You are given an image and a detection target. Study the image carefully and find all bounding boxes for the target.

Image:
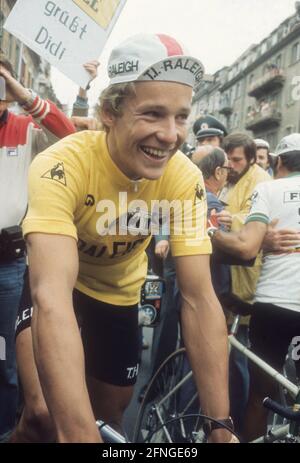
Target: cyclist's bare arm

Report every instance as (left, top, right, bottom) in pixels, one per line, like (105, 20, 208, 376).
(175, 254, 232, 443)
(26, 233, 101, 443)
(212, 221, 267, 260)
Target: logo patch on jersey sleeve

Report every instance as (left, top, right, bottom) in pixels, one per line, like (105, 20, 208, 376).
(194, 183, 205, 205)
(85, 194, 95, 206)
(41, 162, 67, 186)
(6, 147, 18, 157)
(251, 191, 259, 204)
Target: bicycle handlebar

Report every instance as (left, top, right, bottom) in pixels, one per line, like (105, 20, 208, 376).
(263, 397, 300, 423)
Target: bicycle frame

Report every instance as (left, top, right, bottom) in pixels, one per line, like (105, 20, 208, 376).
(228, 332, 300, 442)
(134, 321, 300, 443)
(228, 335, 299, 399)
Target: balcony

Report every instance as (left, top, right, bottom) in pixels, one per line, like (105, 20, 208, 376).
(219, 96, 233, 115)
(245, 105, 281, 132)
(248, 68, 285, 98)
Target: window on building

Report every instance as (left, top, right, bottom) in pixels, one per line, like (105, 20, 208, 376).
(285, 126, 294, 135)
(256, 46, 262, 58)
(8, 33, 14, 61)
(230, 87, 235, 103)
(271, 92, 281, 108)
(227, 92, 232, 108)
(271, 33, 278, 47)
(233, 113, 239, 128)
(283, 25, 289, 37)
(214, 93, 220, 111)
(20, 59, 26, 86)
(277, 27, 283, 41)
(291, 42, 300, 64)
(287, 81, 297, 105)
(236, 82, 241, 99)
(267, 37, 272, 50)
(27, 71, 32, 89)
(15, 42, 20, 74)
(261, 41, 267, 54)
(276, 54, 282, 68)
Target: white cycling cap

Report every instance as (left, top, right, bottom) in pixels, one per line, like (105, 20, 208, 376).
(254, 138, 270, 150)
(107, 33, 204, 92)
(273, 133, 300, 157)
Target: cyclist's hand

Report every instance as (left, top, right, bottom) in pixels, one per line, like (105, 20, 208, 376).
(215, 210, 232, 230)
(263, 218, 300, 252)
(154, 240, 169, 259)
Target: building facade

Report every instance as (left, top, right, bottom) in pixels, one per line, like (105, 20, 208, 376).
(0, 0, 60, 105)
(190, 3, 300, 150)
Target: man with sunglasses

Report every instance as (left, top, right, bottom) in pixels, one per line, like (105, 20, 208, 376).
(196, 147, 232, 297)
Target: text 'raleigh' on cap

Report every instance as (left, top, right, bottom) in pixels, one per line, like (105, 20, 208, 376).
(107, 33, 205, 92)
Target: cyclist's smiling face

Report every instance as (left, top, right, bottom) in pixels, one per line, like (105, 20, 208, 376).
(105, 81, 192, 180)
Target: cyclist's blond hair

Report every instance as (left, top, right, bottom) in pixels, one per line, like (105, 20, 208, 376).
(98, 82, 136, 130)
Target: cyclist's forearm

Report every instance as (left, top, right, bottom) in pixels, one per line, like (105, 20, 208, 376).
(31, 294, 101, 443)
(180, 294, 230, 419)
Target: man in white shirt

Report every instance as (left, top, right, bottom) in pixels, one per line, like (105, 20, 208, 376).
(211, 133, 300, 441)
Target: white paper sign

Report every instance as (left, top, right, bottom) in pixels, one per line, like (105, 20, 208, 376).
(4, 0, 127, 88)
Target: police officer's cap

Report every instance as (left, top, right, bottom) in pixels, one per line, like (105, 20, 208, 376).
(194, 115, 228, 140)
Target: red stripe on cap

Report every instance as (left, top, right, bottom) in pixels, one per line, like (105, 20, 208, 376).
(157, 34, 184, 56)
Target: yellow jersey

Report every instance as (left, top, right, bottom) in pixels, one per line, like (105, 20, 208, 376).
(224, 163, 271, 303)
(23, 130, 211, 305)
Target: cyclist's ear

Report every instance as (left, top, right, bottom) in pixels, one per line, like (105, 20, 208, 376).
(100, 107, 116, 129)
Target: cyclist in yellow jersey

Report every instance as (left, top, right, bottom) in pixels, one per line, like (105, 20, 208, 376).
(13, 33, 235, 443)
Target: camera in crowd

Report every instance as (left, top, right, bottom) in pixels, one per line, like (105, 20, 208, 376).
(0, 226, 25, 261)
(138, 273, 165, 327)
